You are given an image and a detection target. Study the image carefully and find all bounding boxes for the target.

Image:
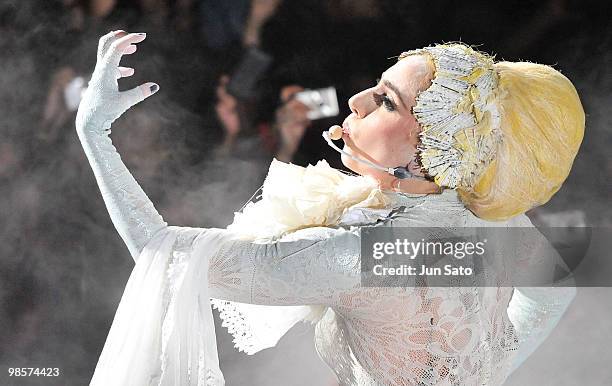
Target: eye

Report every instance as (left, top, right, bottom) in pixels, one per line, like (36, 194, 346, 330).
(373, 92, 396, 112)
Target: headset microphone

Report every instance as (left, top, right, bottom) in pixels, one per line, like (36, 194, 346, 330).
(322, 126, 428, 181)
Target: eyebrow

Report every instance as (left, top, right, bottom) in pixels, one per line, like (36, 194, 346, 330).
(381, 78, 407, 109)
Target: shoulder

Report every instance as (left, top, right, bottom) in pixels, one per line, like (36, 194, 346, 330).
(466, 212, 534, 228)
(278, 226, 360, 243)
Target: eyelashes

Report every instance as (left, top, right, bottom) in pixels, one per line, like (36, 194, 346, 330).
(373, 78, 396, 112)
(373, 92, 396, 112)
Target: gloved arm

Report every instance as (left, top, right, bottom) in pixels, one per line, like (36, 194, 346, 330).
(506, 285, 576, 374)
(76, 30, 167, 261)
(205, 226, 363, 306)
(505, 216, 578, 374)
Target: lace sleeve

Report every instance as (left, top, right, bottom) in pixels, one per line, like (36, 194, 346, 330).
(77, 126, 168, 261)
(76, 31, 168, 262)
(506, 286, 576, 374)
(203, 226, 363, 306)
(506, 215, 577, 374)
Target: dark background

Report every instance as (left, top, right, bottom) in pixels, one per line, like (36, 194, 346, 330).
(0, 0, 610, 385)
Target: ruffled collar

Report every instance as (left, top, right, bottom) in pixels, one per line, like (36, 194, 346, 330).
(227, 159, 391, 241)
(227, 159, 466, 241)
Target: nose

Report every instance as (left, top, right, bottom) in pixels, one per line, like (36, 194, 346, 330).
(348, 88, 376, 119)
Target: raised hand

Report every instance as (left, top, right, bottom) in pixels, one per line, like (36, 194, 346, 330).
(75, 30, 167, 261)
(76, 30, 158, 133)
(215, 75, 240, 138)
(274, 85, 310, 162)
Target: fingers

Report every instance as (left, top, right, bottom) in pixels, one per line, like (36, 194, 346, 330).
(287, 99, 309, 115)
(97, 30, 126, 60)
(276, 100, 310, 129)
(116, 67, 134, 79)
(123, 44, 137, 55)
(94, 31, 147, 85)
(285, 99, 310, 124)
(120, 82, 159, 111)
(278, 85, 309, 126)
(219, 75, 230, 86)
(104, 32, 147, 68)
(280, 85, 305, 103)
(217, 75, 230, 96)
(216, 75, 236, 108)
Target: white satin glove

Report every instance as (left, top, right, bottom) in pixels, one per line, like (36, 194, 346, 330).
(76, 30, 167, 260)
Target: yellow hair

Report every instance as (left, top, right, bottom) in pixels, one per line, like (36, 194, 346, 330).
(457, 61, 585, 220)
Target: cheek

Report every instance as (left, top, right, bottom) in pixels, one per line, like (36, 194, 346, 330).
(348, 112, 421, 164)
(356, 114, 407, 142)
(372, 118, 412, 155)
(382, 118, 411, 141)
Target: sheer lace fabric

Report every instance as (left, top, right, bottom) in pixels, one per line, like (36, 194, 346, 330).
(203, 190, 545, 386)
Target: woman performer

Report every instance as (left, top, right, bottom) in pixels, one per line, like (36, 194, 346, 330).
(77, 30, 584, 385)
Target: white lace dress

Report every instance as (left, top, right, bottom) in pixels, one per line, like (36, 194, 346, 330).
(77, 117, 576, 385)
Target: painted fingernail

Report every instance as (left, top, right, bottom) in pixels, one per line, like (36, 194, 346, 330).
(150, 84, 159, 94)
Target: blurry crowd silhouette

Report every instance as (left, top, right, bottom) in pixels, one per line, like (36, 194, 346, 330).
(0, 0, 610, 384)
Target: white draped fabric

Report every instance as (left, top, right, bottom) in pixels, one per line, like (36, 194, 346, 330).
(91, 226, 226, 385)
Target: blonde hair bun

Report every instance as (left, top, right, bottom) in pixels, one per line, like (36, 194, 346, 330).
(457, 61, 585, 220)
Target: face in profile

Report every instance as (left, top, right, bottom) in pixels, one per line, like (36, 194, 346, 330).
(341, 55, 433, 188)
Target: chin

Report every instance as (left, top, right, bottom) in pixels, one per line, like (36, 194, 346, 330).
(340, 147, 362, 175)
(340, 153, 356, 172)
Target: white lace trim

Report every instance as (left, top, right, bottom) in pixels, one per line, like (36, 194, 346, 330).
(211, 299, 259, 355)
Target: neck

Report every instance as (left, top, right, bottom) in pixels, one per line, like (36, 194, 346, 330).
(380, 177, 443, 194)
